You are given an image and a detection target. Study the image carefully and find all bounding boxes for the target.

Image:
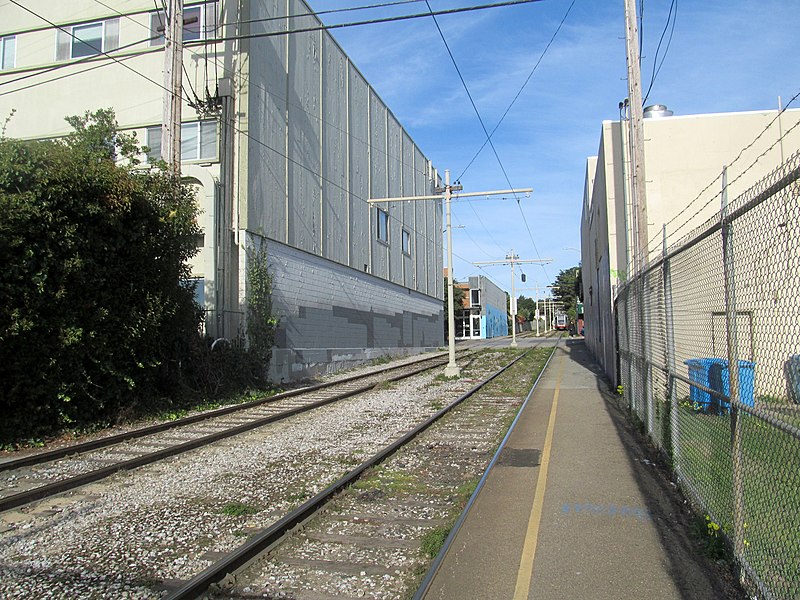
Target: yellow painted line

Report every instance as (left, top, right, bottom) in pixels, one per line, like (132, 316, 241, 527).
(512, 349, 564, 600)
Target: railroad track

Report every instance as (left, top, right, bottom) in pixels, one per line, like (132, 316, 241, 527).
(163, 342, 557, 600)
(0, 349, 477, 513)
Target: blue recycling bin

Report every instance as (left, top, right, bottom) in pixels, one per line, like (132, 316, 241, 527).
(785, 355, 800, 404)
(685, 358, 726, 411)
(685, 358, 755, 414)
(708, 360, 755, 413)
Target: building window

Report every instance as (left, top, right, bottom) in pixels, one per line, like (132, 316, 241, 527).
(1, 36, 15, 70)
(150, 4, 212, 46)
(56, 19, 120, 60)
(470, 289, 481, 307)
(377, 208, 389, 243)
(72, 23, 102, 57)
(401, 230, 411, 255)
(183, 277, 205, 307)
(146, 121, 218, 162)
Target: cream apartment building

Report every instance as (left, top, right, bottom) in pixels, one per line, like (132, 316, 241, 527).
(0, 1, 445, 381)
(582, 106, 800, 384)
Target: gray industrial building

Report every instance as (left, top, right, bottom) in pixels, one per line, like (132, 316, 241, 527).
(0, 0, 445, 381)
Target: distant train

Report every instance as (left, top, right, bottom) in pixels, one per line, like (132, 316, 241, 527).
(554, 313, 568, 330)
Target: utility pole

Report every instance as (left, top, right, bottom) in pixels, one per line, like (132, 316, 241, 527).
(442, 170, 462, 376)
(474, 254, 552, 347)
(162, 0, 183, 172)
(624, 0, 653, 438)
(516, 285, 552, 336)
(623, 0, 649, 272)
(370, 176, 532, 377)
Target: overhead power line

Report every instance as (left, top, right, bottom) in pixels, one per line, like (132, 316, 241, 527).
(423, 0, 549, 281)
(457, 0, 576, 181)
(3, 2, 434, 182)
(0, 34, 161, 92)
(6, 0, 192, 105)
(642, 0, 677, 106)
(195, 0, 543, 44)
(0, 0, 542, 266)
(236, 0, 425, 28)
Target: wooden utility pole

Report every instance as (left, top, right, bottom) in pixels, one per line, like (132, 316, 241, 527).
(162, 0, 183, 172)
(623, 0, 649, 271)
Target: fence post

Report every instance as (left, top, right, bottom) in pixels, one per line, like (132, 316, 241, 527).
(622, 286, 634, 414)
(721, 166, 746, 576)
(645, 271, 655, 437)
(662, 225, 680, 471)
(639, 270, 651, 435)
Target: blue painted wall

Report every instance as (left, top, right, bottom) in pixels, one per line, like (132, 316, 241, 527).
(485, 303, 509, 338)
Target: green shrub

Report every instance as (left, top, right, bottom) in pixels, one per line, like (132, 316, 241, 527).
(0, 110, 202, 443)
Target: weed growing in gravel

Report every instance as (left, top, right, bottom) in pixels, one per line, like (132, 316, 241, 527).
(420, 525, 451, 558)
(286, 491, 310, 503)
(354, 466, 423, 494)
(433, 373, 459, 383)
(375, 380, 398, 390)
(454, 477, 480, 504)
(221, 501, 260, 517)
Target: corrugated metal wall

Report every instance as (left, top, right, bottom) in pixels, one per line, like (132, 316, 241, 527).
(245, 0, 441, 300)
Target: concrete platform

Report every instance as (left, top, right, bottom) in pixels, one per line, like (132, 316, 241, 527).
(420, 338, 742, 600)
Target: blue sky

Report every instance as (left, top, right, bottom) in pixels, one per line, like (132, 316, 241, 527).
(308, 0, 800, 297)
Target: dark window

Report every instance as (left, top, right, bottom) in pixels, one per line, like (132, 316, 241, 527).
(377, 209, 389, 243)
(470, 289, 480, 306)
(56, 19, 119, 61)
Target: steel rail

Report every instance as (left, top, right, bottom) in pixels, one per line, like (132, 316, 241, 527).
(0, 353, 470, 513)
(164, 346, 538, 600)
(412, 339, 559, 599)
(0, 350, 457, 473)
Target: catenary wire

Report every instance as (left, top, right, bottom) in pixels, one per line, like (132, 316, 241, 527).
(424, 0, 550, 282)
(422, 0, 506, 260)
(642, 0, 676, 106)
(456, 0, 575, 181)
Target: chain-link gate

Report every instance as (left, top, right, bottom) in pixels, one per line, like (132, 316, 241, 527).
(615, 151, 800, 599)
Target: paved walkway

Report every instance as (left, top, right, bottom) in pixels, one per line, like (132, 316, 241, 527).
(422, 338, 739, 600)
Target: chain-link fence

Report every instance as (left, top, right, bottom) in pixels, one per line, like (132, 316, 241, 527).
(615, 151, 800, 599)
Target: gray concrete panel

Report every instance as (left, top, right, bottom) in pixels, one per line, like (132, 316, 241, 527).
(369, 91, 388, 280)
(287, 25, 322, 254)
(348, 68, 370, 273)
(322, 35, 348, 265)
(433, 197, 443, 299)
(247, 0, 287, 241)
(388, 114, 403, 285)
(414, 146, 429, 295)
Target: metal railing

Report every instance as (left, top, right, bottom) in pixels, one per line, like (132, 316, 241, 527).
(615, 151, 800, 599)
